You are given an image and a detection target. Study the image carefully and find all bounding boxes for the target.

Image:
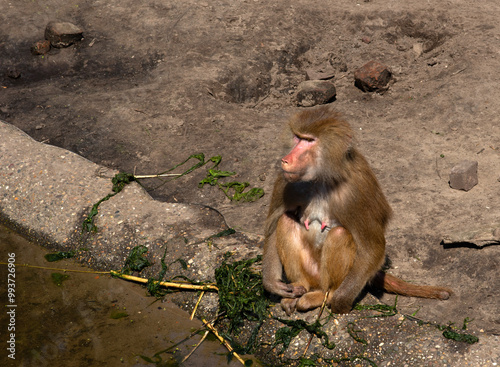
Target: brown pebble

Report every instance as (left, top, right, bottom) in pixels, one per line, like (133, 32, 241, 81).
(354, 60, 392, 92)
(31, 39, 51, 55)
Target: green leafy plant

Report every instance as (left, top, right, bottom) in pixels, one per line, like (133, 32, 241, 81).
(215, 253, 270, 353)
(51, 272, 70, 286)
(44, 250, 75, 262)
(121, 245, 152, 275)
(82, 172, 136, 233)
(274, 318, 336, 353)
(82, 154, 264, 233)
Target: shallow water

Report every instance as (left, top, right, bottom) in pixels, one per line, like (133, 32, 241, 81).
(0, 225, 243, 366)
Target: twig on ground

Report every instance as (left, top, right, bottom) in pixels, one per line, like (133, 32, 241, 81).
(0, 262, 110, 274)
(202, 318, 246, 365)
(303, 290, 330, 356)
(191, 291, 205, 320)
(181, 330, 210, 364)
(110, 270, 218, 291)
(134, 173, 182, 179)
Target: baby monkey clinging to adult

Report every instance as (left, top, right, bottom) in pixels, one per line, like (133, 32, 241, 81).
(263, 106, 452, 315)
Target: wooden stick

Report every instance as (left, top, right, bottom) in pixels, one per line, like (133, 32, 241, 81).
(110, 271, 218, 291)
(134, 173, 182, 179)
(202, 318, 246, 365)
(0, 265, 218, 291)
(191, 291, 205, 320)
(181, 330, 209, 364)
(0, 262, 110, 274)
(303, 291, 330, 356)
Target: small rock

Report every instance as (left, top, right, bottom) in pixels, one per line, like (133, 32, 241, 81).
(0, 107, 11, 118)
(361, 36, 371, 44)
(354, 60, 392, 92)
(6, 69, 21, 79)
(305, 67, 335, 81)
(45, 21, 83, 48)
(31, 39, 51, 55)
(329, 54, 348, 73)
(449, 160, 478, 191)
(295, 80, 336, 107)
(413, 43, 424, 58)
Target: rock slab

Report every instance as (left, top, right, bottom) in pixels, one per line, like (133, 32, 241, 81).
(45, 21, 83, 48)
(449, 160, 478, 191)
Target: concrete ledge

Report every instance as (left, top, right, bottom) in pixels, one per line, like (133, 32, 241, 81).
(0, 120, 260, 279)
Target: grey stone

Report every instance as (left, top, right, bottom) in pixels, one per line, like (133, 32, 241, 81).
(296, 80, 336, 107)
(449, 160, 478, 191)
(45, 21, 83, 48)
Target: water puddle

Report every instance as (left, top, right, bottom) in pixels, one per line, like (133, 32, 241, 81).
(0, 225, 243, 366)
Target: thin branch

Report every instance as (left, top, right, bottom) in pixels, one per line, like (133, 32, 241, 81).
(303, 291, 330, 356)
(181, 330, 210, 364)
(191, 291, 205, 320)
(110, 271, 218, 291)
(0, 262, 110, 274)
(202, 318, 246, 365)
(134, 173, 182, 179)
(0, 264, 218, 291)
(435, 157, 442, 179)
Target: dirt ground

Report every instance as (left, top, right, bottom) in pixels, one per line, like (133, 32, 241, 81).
(1, 0, 499, 364)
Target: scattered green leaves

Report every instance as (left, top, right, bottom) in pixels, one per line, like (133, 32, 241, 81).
(462, 317, 473, 330)
(353, 297, 398, 318)
(347, 321, 367, 345)
(215, 254, 269, 333)
(110, 309, 129, 319)
(165, 153, 221, 180)
(51, 272, 70, 286)
(146, 243, 173, 298)
(82, 153, 263, 233)
(439, 317, 479, 344)
(297, 354, 377, 367)
(273, 322, 303, 353)
(149, 152, 264, 201)
(82, 172, 136, 233)
(142, 242, 204, 298)
(197, 156, 264, 202)
(121, 245, 152, 275)
(274, 318, 336, 353)
(218, 182, 265, 202)
(442, 329, 479, 344)
(44, 250, 75, 262)
(199, 168, 236, 186)
(413, 316, 479, 345)
(215, 253, 270, 354)
(212, 228, 237, 239)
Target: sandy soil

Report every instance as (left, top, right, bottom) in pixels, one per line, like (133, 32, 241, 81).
(1, 0, 499, 364)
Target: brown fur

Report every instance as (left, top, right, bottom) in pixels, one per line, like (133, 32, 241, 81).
(262, 106, 452, 315)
